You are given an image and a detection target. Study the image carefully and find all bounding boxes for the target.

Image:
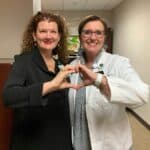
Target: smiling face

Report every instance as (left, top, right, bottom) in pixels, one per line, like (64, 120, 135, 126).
(80, 20, 106, 58)
(32, 20, 61, 53)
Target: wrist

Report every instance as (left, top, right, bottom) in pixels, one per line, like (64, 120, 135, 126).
(94, 73, 103, 88)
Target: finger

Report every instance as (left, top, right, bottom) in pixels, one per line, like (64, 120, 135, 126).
(77, 64, 92, 77)
(62, 65, 76, 71)
(62, 69, 76, 77)
(74, 65, 80, 72)
(56, 70, 75, 85)
(61, 68, 76, 78)
(61, 82, 79, 90)
(78, 64, 89, 72)
(76, 82, 87, 89)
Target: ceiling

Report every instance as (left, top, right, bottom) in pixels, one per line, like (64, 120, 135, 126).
(42, 0, 124, 11)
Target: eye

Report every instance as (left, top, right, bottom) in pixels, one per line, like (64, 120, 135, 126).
(82, 30, 92, 35)
(39, 30, 47, 33)
(96, 30, 104, 35)
(51, 30, 57, 34)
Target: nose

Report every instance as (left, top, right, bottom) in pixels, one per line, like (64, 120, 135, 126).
(90, 32, 97, 39)
(46, 31, 51, 37)
(45, 31, 53, 38)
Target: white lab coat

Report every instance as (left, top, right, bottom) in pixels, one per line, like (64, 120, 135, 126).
(68, 51, 149, 150)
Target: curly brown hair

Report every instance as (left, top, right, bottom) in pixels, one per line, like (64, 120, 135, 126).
(21, 11, 68, 64)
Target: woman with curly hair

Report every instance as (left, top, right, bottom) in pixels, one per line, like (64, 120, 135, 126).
(3, 11, 76, 150)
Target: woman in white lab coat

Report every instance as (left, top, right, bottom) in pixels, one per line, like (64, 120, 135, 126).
(69, 15, 149, 150)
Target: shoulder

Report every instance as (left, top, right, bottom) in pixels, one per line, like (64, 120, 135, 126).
(12, 51, 34, 69)
(14, 51, 33, 63)
(103, 51, 129, 64)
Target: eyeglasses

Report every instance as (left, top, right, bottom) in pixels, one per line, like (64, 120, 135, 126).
(81, 30, 105, 38)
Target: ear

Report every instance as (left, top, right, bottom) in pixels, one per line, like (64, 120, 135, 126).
(104, 35, 107, 43)
(58, 33, 61, 42)
(79, 35, 83, 45)
(32, 32, 36, 41)
(79, 35, 82, 41)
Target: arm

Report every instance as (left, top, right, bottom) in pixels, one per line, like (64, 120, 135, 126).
(76, 64, 111, 99)
(108, 77, 149, 108)
(42, 65, 78, 95)
(107, 58, 149, 108)
(76, 62, 149, 108)
(3, 56, 77, 107)
(2, 56, 38, 107)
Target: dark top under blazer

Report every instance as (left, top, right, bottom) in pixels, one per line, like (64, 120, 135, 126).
(3, 48, 73, 150)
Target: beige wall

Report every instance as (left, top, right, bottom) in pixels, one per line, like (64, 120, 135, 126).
(113, 0, 150, 125)
(113, 0, 150, 83)
(50, 10, 113, 35)
(0, 4, 112, 61)
(0, 0, 33, 62)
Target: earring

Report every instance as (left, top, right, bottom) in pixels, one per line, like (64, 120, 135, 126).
(34, 40, 37, 46)
(57, 42, 60, 48)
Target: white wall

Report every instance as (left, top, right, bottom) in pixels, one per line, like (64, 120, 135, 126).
(0, 0, 33, 63)
(33, 0, 41, 14)
(113, 0, 150, 125)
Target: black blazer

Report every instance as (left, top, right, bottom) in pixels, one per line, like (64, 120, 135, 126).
(3, 48, 73, 150)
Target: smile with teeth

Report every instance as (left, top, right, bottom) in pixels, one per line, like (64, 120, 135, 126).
(87, 42, 98, 46)
(43, 39, 53, 44)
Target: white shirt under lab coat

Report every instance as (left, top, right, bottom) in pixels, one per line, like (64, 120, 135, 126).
(68, 51, 149, 150)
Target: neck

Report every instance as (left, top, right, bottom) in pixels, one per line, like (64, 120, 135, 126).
(40, 49, 53, 60)
(85, 52, 97, 64)
(39, 50, 55, 72)
(84, 55, 94, 69)
(84, 50, 103, 68)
